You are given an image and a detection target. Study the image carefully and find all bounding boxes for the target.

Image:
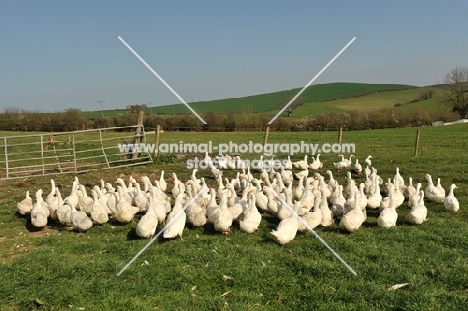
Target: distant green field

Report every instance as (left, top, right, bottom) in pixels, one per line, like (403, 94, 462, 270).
(81, 82, 417, 118)
(292, 87, 440, 118)
(149, 82, 416, 114)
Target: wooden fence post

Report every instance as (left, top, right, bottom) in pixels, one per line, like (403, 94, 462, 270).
(338, 127, 343, 145)
(414, 128, 420, 156)
(133, 111, 144, 159)
(136, 111, 144, 143)
(154, 124, 161, 158)
(262, 126, 270, 156)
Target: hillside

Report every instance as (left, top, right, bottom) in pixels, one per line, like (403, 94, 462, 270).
(81, 82, 417, 118)
(292, 86, 442, 118)
(149, 82, 416, 114)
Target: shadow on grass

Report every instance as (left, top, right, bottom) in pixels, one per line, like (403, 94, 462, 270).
(23, 215, 77, 233)
(126, 227, 140, 240)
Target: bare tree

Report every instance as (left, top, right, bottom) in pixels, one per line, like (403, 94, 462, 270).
(444, 67, 468, 118)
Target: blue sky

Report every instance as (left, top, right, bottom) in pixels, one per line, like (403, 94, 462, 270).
(1, 0, 467, 112)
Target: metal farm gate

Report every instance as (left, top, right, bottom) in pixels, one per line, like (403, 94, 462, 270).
(0, 125, 153, 179)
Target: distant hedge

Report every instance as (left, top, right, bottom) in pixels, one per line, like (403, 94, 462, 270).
(0, 106, 459, 133)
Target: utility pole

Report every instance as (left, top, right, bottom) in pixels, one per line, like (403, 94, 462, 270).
(98, 100, 104, 118)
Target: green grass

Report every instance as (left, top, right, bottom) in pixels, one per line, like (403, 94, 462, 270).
(80, 82, 416, 117)
(292, 87, 440, 118)
(1, 124, 468, 310)
(150, 82, 415, 114)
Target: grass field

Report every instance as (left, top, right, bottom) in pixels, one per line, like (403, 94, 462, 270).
(1, 124, 467, 310)
(293, 87, 441, 118)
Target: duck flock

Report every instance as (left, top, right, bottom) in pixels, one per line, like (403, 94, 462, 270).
(16, 153, 460, 245)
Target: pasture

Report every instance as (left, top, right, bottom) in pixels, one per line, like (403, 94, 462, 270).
(0, 124, 467, 310)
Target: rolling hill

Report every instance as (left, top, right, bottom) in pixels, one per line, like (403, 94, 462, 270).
(147, 82, 416, 114)
(81, 82, 445, 119)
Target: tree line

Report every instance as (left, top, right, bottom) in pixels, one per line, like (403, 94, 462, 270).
(0, 105, 459, 133)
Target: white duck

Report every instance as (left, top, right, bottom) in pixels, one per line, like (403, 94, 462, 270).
(403, 177, 417, 200)
(409, 190, 428, 225)
(294, 168, 309, 180)
(157, 170, 167, 193)
(64, 180, 79, 209)
(339, 193, 365, 233)
(276, 189, 294, 220)
(308, 154, 323, 170)
(319, 189, 334, 227)
(284, 155, 293, 170)
(377, 192, 398, 228)
(333, 154, 348, 172)
(280, 166, 293, 185)
(252, 180, 268, 213)
(394, 167, 405, 187)
(132, 183, 148, 212)
(393, 178, 406, 209)
(70, 204, 93, 232)
(239, 193, 262, 233)
(30, 189, 49, 229)
(344, 154, 354, 168)
(271, 204, 300, 245)
(136, 195, 159, 239)
(408, 183, 422, 208)
(163, 193, 187, 240)
(17, 190, 33, 215)
(425, 174, 444, 203)
(90, 189, 109, 225)
(206, 188, 221, 223)
(436, 178, 446, 199)
(56, 190, 73, 226)
(115, 186, 139, 224)
(264, 186, 279, 214)
(44, 179, 57, 207)
(77, 185, 93, 215)
(185, 185, 207, 228)
(353, 159, 362, 175)
(344, 172, 359, 197)
(364, 155, 373, 167)
(147, 188, 167, 224)
(227, 184, 249, 221)
(366, 176, 382, 210)
(323, 170, 336, 191)
(298, 197, 322, 232)
(356, 183, 368, 217)
(331, 185, 345, 217)
(214, 192, 234, 235)
(292, 176, 305, 201)
(292, 155, 308, 170)
(444, 184, 459, 212)
(44, 186, 61, 222)
(344, 180, 357, 213)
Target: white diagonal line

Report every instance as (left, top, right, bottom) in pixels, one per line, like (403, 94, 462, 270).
(266, 186, 357, 276)
(117, 188, 206, 276)
(118, 36, 207, 125)
(268, 37, 356, 124)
